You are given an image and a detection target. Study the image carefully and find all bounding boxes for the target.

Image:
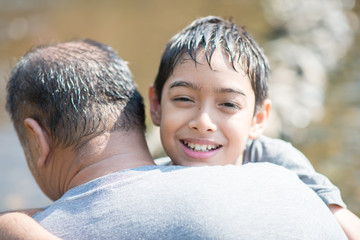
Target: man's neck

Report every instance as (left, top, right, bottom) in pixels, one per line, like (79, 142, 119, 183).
(63, 129, 155, 193)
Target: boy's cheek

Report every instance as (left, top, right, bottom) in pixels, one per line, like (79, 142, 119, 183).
(162, 105, 190, 122)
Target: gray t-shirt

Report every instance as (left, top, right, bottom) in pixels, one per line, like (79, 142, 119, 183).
(156, 135, 345, 207)
(33, 163, 346, 239)
(243, 135, 346, 207)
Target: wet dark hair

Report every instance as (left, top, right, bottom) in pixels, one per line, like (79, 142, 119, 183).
(154, 16, 270, 111)
(6, 39, 145, 148)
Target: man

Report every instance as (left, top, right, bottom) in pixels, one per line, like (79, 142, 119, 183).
(0, 39, 346, 239)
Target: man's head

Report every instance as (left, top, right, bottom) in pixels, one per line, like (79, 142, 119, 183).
(149, 16, 271, 166)
(6, 39, 146, 199)
(6, 39, 145, 149)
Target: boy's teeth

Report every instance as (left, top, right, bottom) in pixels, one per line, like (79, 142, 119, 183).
(195, 144, 201, 151)
(183, 141, 219, 152)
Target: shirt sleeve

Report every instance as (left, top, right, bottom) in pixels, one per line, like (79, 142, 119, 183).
(243, 135, 346, 208)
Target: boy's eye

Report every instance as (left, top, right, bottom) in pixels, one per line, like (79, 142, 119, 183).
(173, 97, 193, 102)
(220, 102, 240, 109)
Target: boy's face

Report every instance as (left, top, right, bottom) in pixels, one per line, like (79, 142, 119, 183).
(150, 49, 269, 166)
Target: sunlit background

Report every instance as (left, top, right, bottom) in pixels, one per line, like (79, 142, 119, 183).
(1, 0, 359, 216)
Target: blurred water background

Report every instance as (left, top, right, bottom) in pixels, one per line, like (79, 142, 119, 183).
(0, 0, 359, 216)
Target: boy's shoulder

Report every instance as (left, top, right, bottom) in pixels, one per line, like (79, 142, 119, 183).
(248, 135, 292, 148)
(244, 135, 313, 169)
(245, 135, 296, 158)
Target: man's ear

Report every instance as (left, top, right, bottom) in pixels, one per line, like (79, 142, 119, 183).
(249, 99, 271, 140)
(24, 118, 50, 168)
(148, 85, 161, 126)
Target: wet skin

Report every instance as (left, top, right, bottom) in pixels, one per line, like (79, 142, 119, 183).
(151, 49, 268, 166)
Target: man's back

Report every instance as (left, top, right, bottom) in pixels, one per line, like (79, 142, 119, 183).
(33, 163, 346, 239)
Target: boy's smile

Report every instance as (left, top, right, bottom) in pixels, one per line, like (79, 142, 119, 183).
(181, 139, 221, 152)
(150, 48, 265, 166)
(180, 139, 222, 159)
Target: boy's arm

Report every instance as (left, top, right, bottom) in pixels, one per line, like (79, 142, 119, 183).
(329, 204, 360, 240)
(244, 136, 346, 207)
(0, 208, 44, 216)
(0, 210, 61, 240)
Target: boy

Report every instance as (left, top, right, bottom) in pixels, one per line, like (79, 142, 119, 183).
(149, 16, 360, 239)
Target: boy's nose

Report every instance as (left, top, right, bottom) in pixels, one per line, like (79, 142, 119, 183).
(189, 111, 217, 133)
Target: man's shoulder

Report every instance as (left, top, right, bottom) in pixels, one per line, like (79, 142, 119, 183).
(234, 162, 299, 180)
(32, 163, 346, 240)
(173, 163, 299, 184)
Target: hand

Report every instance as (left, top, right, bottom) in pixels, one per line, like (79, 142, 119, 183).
(0, 212, 61, 240)
(329, 204, 360, 240)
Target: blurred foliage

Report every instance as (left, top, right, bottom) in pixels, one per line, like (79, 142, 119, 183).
(0, 0, 359, 216)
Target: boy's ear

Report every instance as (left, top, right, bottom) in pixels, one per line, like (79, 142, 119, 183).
(24, 118, 50, 168)
(249, 99, 271, 140)
(149, 85, 162, 126)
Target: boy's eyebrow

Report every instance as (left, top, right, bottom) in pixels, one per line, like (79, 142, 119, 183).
(216, 87, 247, 97)
(168, 80, 201, 90)
(168, 81, 247, 97)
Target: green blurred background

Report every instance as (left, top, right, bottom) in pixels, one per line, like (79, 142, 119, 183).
(0, 0, 359, 217)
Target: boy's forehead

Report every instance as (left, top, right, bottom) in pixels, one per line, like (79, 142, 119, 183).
(177, 48, 247, 76)
(168, 49, 252, 94)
